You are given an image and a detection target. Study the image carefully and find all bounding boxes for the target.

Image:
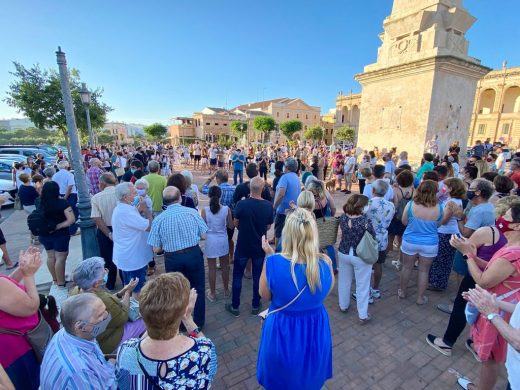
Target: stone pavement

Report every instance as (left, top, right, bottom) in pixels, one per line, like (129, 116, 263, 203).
(0, 170, 509, 389)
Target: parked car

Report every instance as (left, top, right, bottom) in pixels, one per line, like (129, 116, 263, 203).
(0, 179, 16, 207)
(0, 148, 55, 163)
(0, 161, 13, 182)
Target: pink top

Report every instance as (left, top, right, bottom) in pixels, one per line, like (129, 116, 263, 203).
(0, 275, 39, 367)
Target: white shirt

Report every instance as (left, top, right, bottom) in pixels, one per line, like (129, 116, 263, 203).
(209, 148, 217, 159)
(343, 156, 356, 174)
(52, 169, 77, 194)
(112, 203, 153, 271)
(363, 181, 394, 202)
(506, 303, 520, 390)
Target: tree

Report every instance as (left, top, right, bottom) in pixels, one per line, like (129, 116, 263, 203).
(97, 130, 115, 145)
(230, 121, 247, 137)
(335, 126, 356, 142)
(144, 123, 168, 140)
(280, 120, 302, 139)
(4, 62, 112, 151)
(253, 116, 276, 143)
(304, 125, 324, 142)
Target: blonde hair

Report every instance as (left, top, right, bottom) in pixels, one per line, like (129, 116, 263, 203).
(297, 191, 315, 212)
(280, 208, 325, 293)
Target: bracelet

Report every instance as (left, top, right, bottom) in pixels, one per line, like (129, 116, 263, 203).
(188, 327, 201, 338)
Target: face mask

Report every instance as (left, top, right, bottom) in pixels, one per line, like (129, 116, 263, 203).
(130, 168, 137, 174)
(88, 313, 112, 337)
(102, 273, 108, 285)
(496, 217, 515, 234)
(136, 189, 146, 196)
(466, 190, 476, 200)
(131, 195, 140, 206)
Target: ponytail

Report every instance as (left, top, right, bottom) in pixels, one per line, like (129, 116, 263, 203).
(208, 186, 222, 214)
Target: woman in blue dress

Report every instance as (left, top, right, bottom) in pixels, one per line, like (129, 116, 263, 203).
(258, 208, 334, 390)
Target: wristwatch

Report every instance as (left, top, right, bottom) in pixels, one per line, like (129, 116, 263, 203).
(487, 313, 499, 321)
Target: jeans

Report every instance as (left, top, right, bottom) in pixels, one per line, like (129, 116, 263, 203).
(65, 193, 79, 235)
(443, 273, 476, 346)
(164, 246, 205, 327)
(233, 170, 243, 185)
(232, 256, 264, 310)
(96, 227, 118, 290)
(325, 245, 337, 271)
(358, 178, 366, 195)
(338, 249, 372, 319)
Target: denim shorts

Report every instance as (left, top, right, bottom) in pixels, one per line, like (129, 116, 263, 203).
(401, 239, 438, 258)
(121, 265, 147, 293)
(39, 234, 71, 252)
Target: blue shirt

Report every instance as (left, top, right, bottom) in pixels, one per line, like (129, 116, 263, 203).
(275, 172, 301, 215)
(465, 202, 496, 231)
(40, 328, 117, 390)
(201, 182, 235, 207)
(147, 203, 208, 252)
(232, 154, 245, 171)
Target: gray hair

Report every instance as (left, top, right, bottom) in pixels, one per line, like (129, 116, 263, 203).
(72, 257, 105, 290)
(60, 293, 100, 334)
(372, 179, 389, 197)
(43, 167, 56, 178)
(58, 160, 69, 170)
(134, 178, 149, 190)
(147, 160, 160, 173)
(181, 170, 193, 186)
(285, 157, 298, 173)
(473, 178, 494, 200)
(115, 182, 134, 201)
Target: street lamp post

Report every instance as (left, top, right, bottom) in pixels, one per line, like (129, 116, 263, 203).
(56, 47, 100, 259)
(79, 82, 95, 147)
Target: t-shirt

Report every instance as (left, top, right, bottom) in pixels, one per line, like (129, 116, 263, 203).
(36, 198, 70, 236)
(344, 156, 356, 174)
(275, 172, 301, 215)
(438, 198, 463, 235)
(143, 173, 167, 212)
(18, 184, 39, 206)
(362, 182, 394, 202)
(232, 154, 245, 171)
(234, 198, 274, 258)
(53, 169, 77, 195)
(232, 182, 272, 204)
(511, 171, 520, 189)
(465, 202, 496, 231)
(384, 160, 396, 176)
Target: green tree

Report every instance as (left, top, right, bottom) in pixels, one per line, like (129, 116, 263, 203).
(335, 126, 356, 142)
(97, 130, 115, 145)
(230, 121, 247, 137)
(4, 62, 112, 151)
(144, 123, 168, 140)
(304, 125, 324, 142)
(253, 116, 276, 143)
(280, 120, 302, 139)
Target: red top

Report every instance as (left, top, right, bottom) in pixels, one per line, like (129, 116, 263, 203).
(0, 275, 39, 367)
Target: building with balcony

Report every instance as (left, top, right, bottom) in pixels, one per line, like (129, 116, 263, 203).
(469, 65, 520, 148)
(168, 117, 196, 144)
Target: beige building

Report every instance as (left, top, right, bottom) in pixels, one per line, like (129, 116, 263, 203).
(334, 92, 362, 135)
(168, 117, 196, 144)
(104, 122, 131, 144)
(354, 0, 490, 163)
(321, 109, 336, 144)
(469, 65, 520, 148)
(192, 107, 245, 142)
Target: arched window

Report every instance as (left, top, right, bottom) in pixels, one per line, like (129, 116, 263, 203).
(503, 86, 520, 113)
(479, 89, 496, 114)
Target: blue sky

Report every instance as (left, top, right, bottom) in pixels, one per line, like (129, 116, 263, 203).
(0, 0, 519, 125)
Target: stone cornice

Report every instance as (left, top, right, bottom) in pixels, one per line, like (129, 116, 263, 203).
(355, 55, 491, 85)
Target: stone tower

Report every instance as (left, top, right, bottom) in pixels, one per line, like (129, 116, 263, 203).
(355, 0, 491, 162)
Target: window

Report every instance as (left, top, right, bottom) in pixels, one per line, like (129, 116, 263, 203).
(286, 113, 290, 118)
(205, 122, 210, 126)
(477, 124, 486, 135)
(306, 114, 308, 120)
(502, 123, 511, 135)
(314, 115, 317, 119)
(277, 112, 279, 117)
(214, 123, 219, 126)
(224, 123, 227, 126)
(296, 114, 299, 119)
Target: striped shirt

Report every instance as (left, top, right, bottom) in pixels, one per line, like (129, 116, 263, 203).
(147, 203, 208, 252)
(40, 328, 117, 390)
(201, 182, 235, 207)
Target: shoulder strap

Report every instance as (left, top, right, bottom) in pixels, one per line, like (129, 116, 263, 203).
(407, 201, 413, 218)
(491, 226, 495, 243)
(436, 203, 444, 222)
(265, 285, 307, 318)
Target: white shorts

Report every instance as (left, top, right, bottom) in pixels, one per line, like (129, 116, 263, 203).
(401, 240, 438, 258)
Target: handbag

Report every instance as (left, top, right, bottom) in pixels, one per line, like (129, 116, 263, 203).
(14, 194, 23, 211)
(258, 285, 307, 320)
(128, 298, 141, 321)
(465, 287, 520, 325)
(356, 225, 379, 265)
(0, 310, 53, 363)
(115, 157, 125, 177)
(315, 201, 340, 249)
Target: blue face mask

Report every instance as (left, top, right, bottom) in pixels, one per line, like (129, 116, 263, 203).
(103, 273, 108, 285)
(130, 168, 137, 174)
(131, 195, 140, 207)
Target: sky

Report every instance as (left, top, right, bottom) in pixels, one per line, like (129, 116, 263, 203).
(0, 0, 519, 125)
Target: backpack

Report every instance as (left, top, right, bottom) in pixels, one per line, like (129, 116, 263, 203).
(395, 188, 413, 222)
(27, 207, 56, 236)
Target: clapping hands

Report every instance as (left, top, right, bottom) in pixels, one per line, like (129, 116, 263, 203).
(262, 235, 274, 256)
(19, 246, 42, 277)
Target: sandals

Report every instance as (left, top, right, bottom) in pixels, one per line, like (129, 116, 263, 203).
(5, 262, 19, 270)
(416, 296, 429, 305)
(397, 289, 406, 299)
(457, 378, 474, 390)
(426, 334, 452, 357)
(206, 290, 216, 303)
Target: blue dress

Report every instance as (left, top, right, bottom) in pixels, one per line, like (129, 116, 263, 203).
(257, 254, 333, 389)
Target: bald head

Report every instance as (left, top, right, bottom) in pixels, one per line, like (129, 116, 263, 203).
(163, 186, 181, 206)
(250, 176, 265, 197)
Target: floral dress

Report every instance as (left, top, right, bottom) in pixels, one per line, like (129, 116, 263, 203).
(116, 337, 217, 389)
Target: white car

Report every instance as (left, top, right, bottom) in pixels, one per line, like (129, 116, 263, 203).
(0, 179, 16, 207)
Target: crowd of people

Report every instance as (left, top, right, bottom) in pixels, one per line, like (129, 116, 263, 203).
(0, 137, 519, 389)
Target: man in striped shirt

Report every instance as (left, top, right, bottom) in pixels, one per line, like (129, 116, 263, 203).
(40, 293, 117, 390)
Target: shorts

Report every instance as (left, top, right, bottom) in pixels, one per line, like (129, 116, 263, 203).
(121, 265, 147, 293)
(218, 161, 225, 168)
(388, 218, 406, 236)
(194, 155, 201, 162)
(401, 239, 438, 258)
(335, 174, 344, 180)
(0, 228, 6, 246)
(377, 250, 387, 264)
(210, 158, 217, 166)
(39, 233, 71, 252)
(274, 213, 287, 238)
(227, 227, 235, 241)
(345, 173, 353, 184)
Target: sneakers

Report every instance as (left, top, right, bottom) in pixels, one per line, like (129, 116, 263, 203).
(225, 303, 240, 317)
(426, 334, 452, 357)
(436, 303, 453, 315)
(465, 339, 482, 363)
(352, 292, 374, 304)
(359, 314, 372, 325)
(370, 288, 381, 299)
(251, 305, 262, 315)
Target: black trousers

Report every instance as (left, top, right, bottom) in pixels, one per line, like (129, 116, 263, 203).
(358, 178, 366, 195)
(443, 273, 476, 346)
(96, 227, 119, 290)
